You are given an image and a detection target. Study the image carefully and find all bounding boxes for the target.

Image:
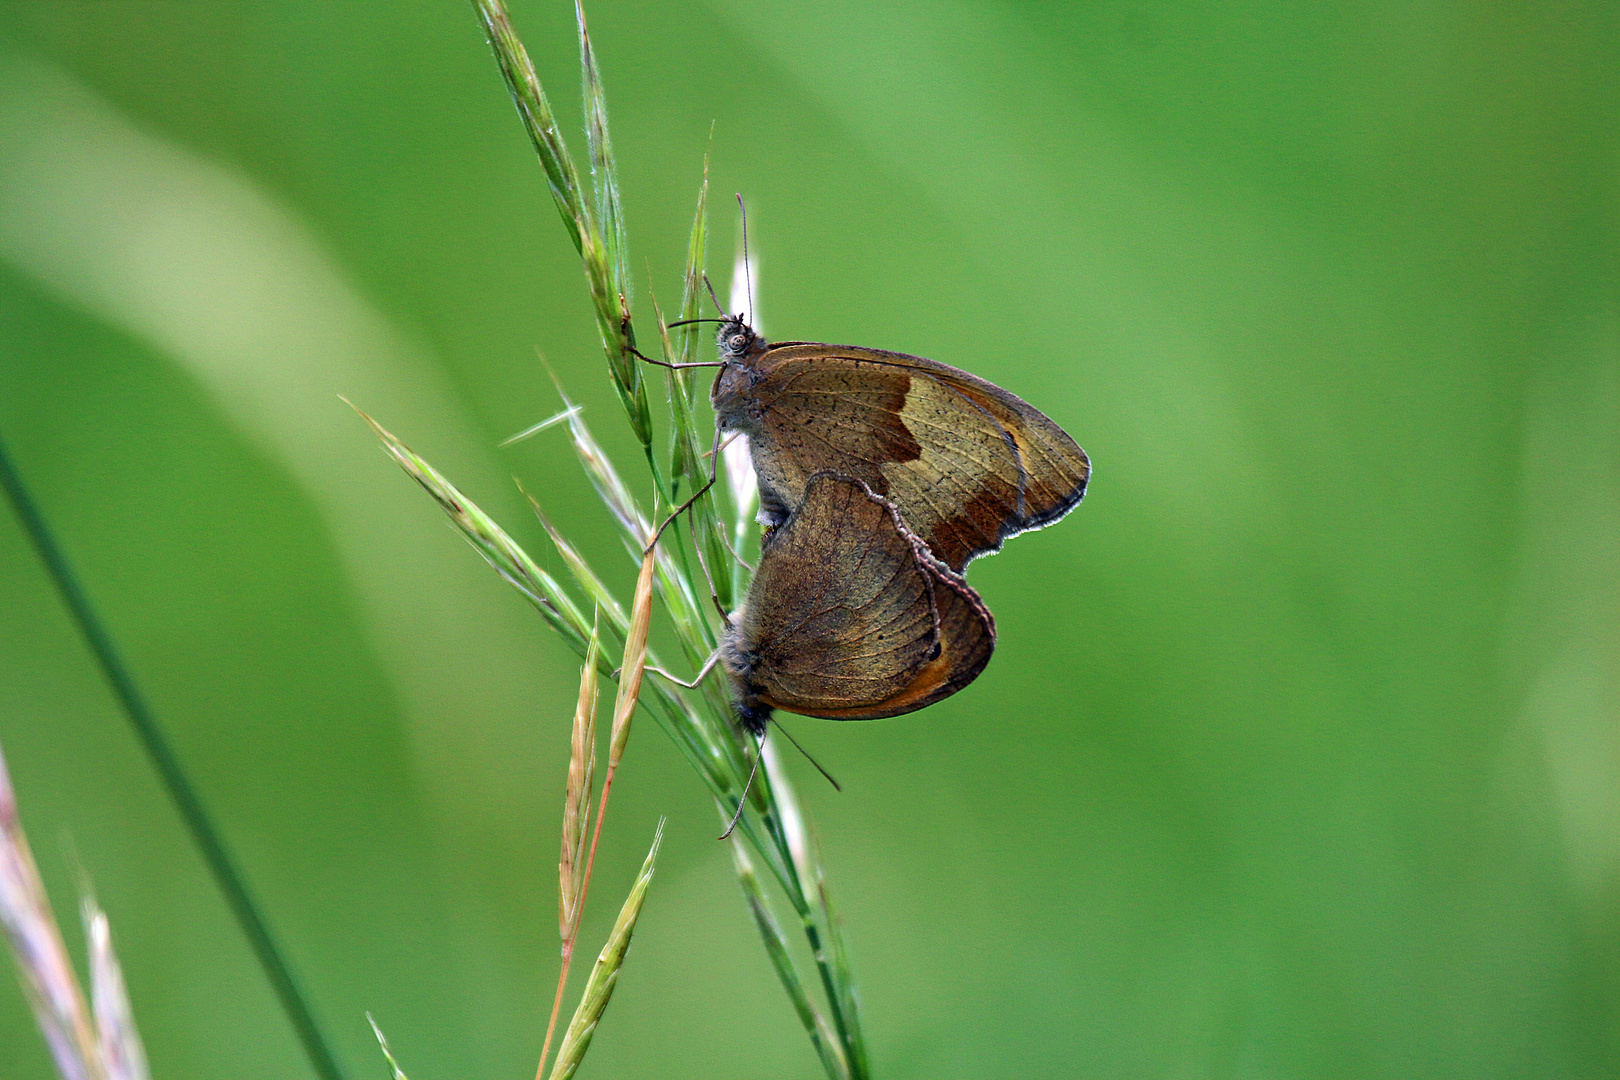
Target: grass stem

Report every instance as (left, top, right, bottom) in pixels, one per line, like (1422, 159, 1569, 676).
(0, 428, 347, 1080)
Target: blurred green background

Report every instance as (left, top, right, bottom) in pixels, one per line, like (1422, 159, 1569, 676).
(0, 1, 1615, 1077)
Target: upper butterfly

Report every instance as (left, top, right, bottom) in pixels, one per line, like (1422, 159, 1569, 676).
(707, 314, 1090, 573)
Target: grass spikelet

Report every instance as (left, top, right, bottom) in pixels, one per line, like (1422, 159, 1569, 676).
(348, 402, 592, 652)
(559, 620, 601, 940)
(609, 546, 657, 768)
(546, 819, 665, 1080)
(468, 0, 588, 255)
(528, 497, 631, 635)
(576, 0, 627, 316)
(572, 0, 651, 452)
(475, 0, 650, 448)
(537, 547, 657, 1077)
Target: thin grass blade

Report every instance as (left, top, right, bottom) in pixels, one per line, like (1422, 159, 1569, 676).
(574, 0, 652, 450)
(365, 1014, 411, 1080)
(757, 741, 869, 1078)
(553, 397, 714, 668)
(555, 390, 648, 549)
(528, 497, 630, 635)
(546, 818, 665, 1080)
(81, 899, 149, 1080)
(818, 880, 868, 1079)
(729, 838, 847, 1080)
(501, 404, 582, 447)
(351, 404, 592, 653)
(0, 740, 106, 1080)
(360, 410, 742, 843)
(675, 158, 709, 380)
(575, 0, 647, 450)
(722, 250, 762, 547)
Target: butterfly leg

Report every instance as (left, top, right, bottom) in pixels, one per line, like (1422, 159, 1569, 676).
(698, 430, 759, 569)
(683, 522, 737, 629)
(643, 417, 728, 553)
(719, 729, 767, 841)
(641, 648, 722, 689)
(644, 471, 717, 552)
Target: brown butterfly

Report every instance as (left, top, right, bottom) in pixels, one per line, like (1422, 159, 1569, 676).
(702, 314, 1090, 574)
(721, 470, 995, 737)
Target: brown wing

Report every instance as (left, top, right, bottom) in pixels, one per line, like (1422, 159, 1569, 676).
(716, 343, 1089, 573)
(732, 472, 995, 721)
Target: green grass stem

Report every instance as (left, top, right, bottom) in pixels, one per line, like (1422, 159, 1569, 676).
(0, 429, 348, 1080)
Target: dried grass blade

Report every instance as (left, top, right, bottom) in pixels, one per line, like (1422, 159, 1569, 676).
(559, 620, 601, 940)
(609, 545, 657, 769)
(538, 547, 655, 1079)
(546, 818, 665, 1080)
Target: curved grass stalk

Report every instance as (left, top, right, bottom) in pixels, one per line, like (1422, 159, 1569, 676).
(353, 4, 877, 1076)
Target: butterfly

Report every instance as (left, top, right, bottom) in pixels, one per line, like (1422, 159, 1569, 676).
(703, 314, 1090, 574)
(721, 470, 995, 737)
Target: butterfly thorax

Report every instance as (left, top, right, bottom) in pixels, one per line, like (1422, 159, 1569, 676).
(711, 317, 798, 529)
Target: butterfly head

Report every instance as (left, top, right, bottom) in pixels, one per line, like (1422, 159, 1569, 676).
(717, 313, 766, 362)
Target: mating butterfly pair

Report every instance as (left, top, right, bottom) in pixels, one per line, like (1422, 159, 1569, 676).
(688, 314, 1090, 738)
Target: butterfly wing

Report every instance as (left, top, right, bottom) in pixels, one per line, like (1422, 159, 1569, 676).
(717, 343, 1089, 573)
(731, 472, 995, 721)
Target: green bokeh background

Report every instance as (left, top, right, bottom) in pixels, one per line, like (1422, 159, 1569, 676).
(1, 1, 1616, 1077)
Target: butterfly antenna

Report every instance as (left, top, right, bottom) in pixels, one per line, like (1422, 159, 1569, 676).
(769, 718, 841, 791)
(702, 272, 726, 316)
(736, 193, 755, 326)
(719, 730, 767, 839)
